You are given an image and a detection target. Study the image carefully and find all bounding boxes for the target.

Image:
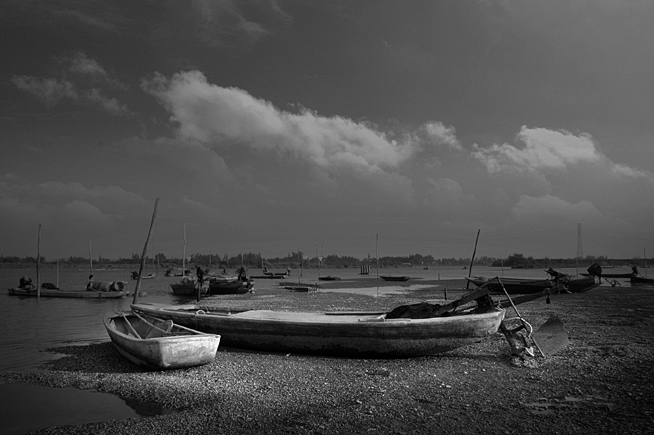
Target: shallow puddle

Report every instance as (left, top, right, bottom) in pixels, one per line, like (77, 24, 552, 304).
(0, 383, 176, 435)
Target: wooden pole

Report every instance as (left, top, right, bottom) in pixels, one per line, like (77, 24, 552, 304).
(465, 229, 481, 290)
(132, 198, 160, 304)
(375, 233, 379, 280)
(89, 239, 93, 275)
(37, 224, 41, 299)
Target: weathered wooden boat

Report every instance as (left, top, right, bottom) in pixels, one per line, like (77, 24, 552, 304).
(465, 276, 554, 295)
(170, 281, 208, 296)
(131, 271, 156, 280)
(131, 298, 505, 359)
(630, 275, 654, 286)
(380, 275, 410, 282)
(251, 270, 291, 279)
(104, 311, 220, 370)
(318, 275, 341, 281)
(208, 278, 253, 295)
(8, 287, 127, 299)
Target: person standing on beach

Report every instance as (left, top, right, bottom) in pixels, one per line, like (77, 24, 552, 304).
(85, 275, 96, 291)
(196, 266, 205, 285)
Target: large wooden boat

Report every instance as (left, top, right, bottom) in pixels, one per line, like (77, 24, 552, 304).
(131, 300, 505, 359)
(104, 311, 220, 370)
(170, 281, 208, 296)
(8, 287, 126, 299)
(208, 278, 253, 295)
(630, 275, 654, 286)
(465, 276, 554, 295)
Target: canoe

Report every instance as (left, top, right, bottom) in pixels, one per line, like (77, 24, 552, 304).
(630, 276, 654, 286)
(465, 276, 554, 295)
(170, 282, 208, 296)
(104, 311, 220, 370)
(208, 279, 253, 295)
(318, 275, 341, 281)
(131, 272, 156, 280)
(130, 302, 505, 358)
(380, 275, 410, 282)
(250, 271, 290, 279)
(8, 287, 127, 299)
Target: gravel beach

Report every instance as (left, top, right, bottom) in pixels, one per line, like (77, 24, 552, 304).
(2, 279, 653, 434)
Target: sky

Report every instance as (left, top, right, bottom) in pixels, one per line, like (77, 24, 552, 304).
(1, 0, 653, 262)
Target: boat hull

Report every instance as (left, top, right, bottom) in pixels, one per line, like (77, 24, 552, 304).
(465, 277, 553, 295)
(380, 275, 410, 282)
(208, 280, 252, 295)
(630, 276, 654, 286)
(104, 313, 220, 370)
(8, 288, 126, 298)
(131, 303, 505, 359)
(170, 282, 207, 296)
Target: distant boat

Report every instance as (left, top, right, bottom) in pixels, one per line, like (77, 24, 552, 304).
(170, 281, 208, 296)
(380, 275, 410, 282)
(131, 271, 156, 280)
(630, 275, 654, 286)
(581, 272, 634, 279)
(251, 269, 291, 279)
(465, 276, 553, 295)
(318, 275, 341, 281)
(208, 277, 253, 295)
(104, 311, 220, 370)
(8, 287, 126, 299)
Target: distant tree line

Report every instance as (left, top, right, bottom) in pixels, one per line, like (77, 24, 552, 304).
(0, 252, 647, 269)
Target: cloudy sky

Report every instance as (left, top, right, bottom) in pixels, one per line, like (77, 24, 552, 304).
(1, 1, 653, 262)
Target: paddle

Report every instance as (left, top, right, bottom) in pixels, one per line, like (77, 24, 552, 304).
(131, 311, 173, 337)
(118, 312, 142, 339)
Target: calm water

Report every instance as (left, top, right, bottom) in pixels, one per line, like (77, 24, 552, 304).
(0, 264, 625, 373)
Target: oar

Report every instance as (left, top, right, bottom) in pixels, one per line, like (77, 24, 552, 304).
(118, 312, 142, 339)
(131, 311, 173, 336)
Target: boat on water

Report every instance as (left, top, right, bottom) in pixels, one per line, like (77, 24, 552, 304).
(104, 311, 220, 370)
(465, 276, 554, 295)
(380, 275, 410, 282)
(8, 287, 128, 298)
(131, 271, 156, 280)
(131, 297, 505, 359)
(250, 268, 291, 279)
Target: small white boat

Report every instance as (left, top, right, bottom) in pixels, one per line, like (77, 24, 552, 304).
(104, 311, 220, 370)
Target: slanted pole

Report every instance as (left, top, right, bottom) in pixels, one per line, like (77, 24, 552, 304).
(466, 229, 481, 290)
(132, 198, 160, 304)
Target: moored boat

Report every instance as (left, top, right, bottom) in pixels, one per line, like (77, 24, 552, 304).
(465, 276, 554, 295)
(170, 281, 208, 296)
(104, 311, 220, 370)
(380, 275, 410, 282)
(630, 275, 654, 286)
(131, 299, 505, 359)
(8, 283, 127, 299)
(208, 278, 253, 295)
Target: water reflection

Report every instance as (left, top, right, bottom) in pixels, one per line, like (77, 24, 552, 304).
(0, 383, 176, 435)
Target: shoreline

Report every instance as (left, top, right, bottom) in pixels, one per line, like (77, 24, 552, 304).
(1, 284, 653, 434)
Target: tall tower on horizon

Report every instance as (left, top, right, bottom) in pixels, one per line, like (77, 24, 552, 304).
(577, 223, 583, 260)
